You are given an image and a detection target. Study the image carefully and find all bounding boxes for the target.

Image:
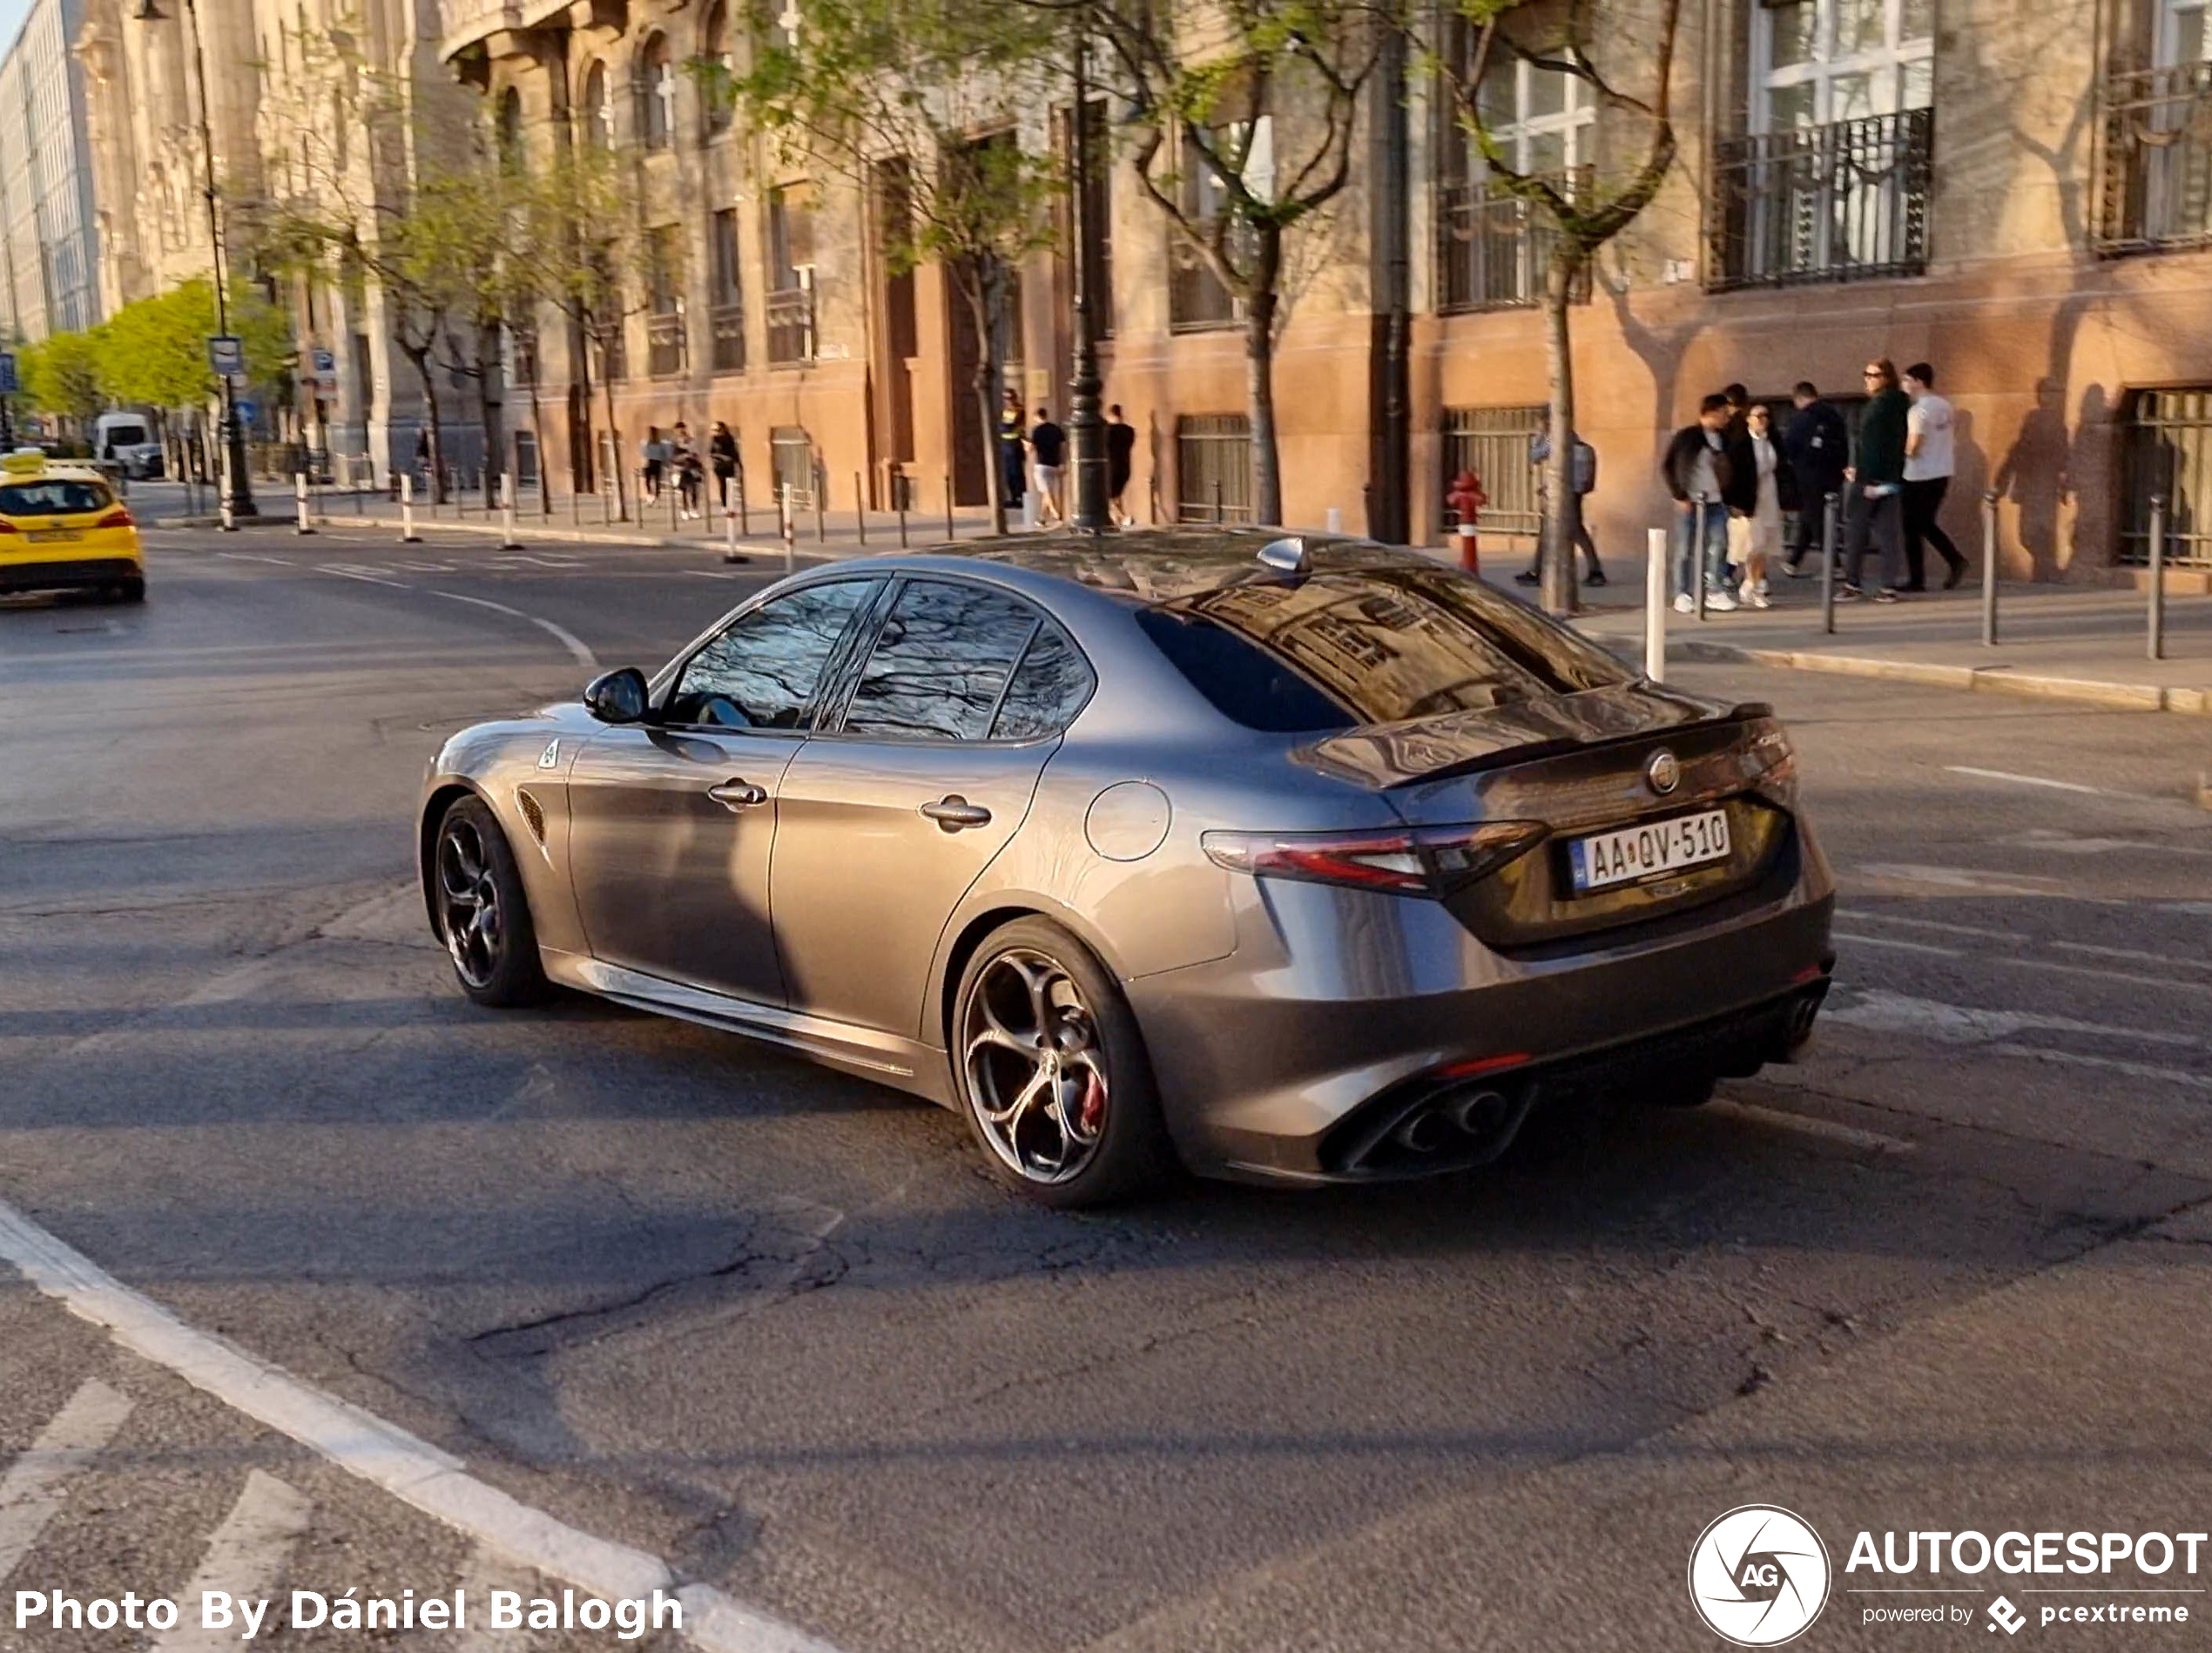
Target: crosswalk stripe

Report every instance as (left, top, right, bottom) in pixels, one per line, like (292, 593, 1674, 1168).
(0, 1378, 134, 1583)
(151, 1470, 313, 1652)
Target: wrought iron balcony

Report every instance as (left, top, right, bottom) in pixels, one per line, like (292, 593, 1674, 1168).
(765, 287, 815, 367)
(1709, 108, 1932, 291)
(1435, 171, 1593, 314)
(647, 312, 687, 379)
(2097, 63, 2212, 253)
(710, 302, 745, 374)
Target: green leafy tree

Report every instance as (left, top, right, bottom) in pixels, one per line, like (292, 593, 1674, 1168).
(22, 330, 107, 429)
(1416, 0, 1683, 611)
(719, 0, 1068, 535)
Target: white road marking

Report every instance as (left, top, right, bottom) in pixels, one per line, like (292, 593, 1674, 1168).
(1832, 930, 1964, 958)
(682, 568, 744, 579)
(428, 590, 598, 669)
(1708, 1100, 1914, 1154)
(1986, 1042, 2212, 1093)
(1945, 766, 2151, 800)
(1843, 912, 2013, 941)
(0, 1195, 843, 1653)
(318, 565, 411, 589)
(1853, 863, 2067, 897)
(1995, 955, 2212, 995)
(212, 553, 293, 566)
(151, 1471, 314, 1652)
(2054, 939, 2212, 972)
(2000, 829, 2212, 857)
(0, 1378, 134, 1583)
(1824, 987, 2202, 1049)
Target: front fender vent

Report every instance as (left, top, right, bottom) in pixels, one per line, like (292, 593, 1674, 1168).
(515, 787, 547, 846)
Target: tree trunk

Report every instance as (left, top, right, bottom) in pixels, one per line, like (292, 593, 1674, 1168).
(976, 260, 1009, 537)
(598, 343, 627, 523)
(1540, 252, 1581, 617)
(476, 319, 504, 509)
(1244, 228, 1284, 528)
(407, 346, 446, 504)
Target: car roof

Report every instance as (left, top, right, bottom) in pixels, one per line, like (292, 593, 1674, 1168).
(940, 529, 1435, 603)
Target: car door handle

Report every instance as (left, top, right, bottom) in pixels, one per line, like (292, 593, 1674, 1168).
(920, 795, 992, 831)
(706, 778, 768, 812)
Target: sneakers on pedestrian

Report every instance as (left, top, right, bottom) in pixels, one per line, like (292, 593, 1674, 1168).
(1583, 567, 1607, 586)
(1786, 560, 1815, 578)
(1743, 583, 1772, 610)
(1514, 569, 1541, 585)
(1754, 577, 1770, 597)
(1707, 589, 1739, 611)
(1673, 593, 1695, 614)
(1943, 561, 1967, 590)
(1874, 587, 1905, 604)
(1835, 584, 1864, 602)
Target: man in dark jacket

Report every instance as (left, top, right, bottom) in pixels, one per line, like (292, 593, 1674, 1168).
(1780, 381, 1849, 573)
(1843, 359, 1911, 601)
(1662, 394, 1737, 611)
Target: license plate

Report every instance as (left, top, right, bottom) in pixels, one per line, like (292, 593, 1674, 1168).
(1568, 809, 1732, 893)
(25, 529, 82, 543)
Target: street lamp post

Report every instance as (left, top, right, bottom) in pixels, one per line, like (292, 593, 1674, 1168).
(136, 0, 256, 518)
(1067, 30, 1107, 534)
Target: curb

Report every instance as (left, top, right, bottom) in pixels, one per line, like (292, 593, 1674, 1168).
(1662, 637, 2208, 717)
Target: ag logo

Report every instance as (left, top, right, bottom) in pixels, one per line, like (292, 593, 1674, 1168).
(1646, 748, 1682, 795)
(1688, 1504, 1831, 1646)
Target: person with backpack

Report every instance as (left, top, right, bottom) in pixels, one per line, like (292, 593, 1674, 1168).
(1517, 428, 1605, 587)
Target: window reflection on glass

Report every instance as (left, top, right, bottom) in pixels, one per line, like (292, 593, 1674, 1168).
(1901, 57, 1932, 109)
(671, 579, 879, 729)
(1831, 71, 1876, 122)
(1758, 0, 1932, 130)
(1526, 66, 1568, 119)
(1901, 0, 1935, 41)
(845, 582, 1042, 742)
(1770, 0, 1817, 67)
(1834, 0, 1885, 57)
(992, 624, 1097, 741)
(1769, 82, 1817, 130)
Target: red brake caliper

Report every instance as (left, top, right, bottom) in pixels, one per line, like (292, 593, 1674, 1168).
(1079, 1070, 1107, 1136)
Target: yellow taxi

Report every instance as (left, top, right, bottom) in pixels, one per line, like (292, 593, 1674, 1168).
(0, 448, 145, 603)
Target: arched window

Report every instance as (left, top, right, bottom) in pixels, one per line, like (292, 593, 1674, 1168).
(496, 87, 525, 171)
(701, 1, 734, 137)
(638, 33, 675, 150)
(581, 61, 613, 149)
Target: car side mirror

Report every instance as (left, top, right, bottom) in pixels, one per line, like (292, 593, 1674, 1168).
(583, 666, 651, 725)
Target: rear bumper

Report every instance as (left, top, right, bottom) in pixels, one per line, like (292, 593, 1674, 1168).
(0, 557, 140, 594)
(1128, 851, 1835, 1184)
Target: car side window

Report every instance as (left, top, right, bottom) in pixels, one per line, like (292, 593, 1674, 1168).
(990, 620, 1096, 740)
(666, 579, 880, 730)
(840, 580, 1042, 742)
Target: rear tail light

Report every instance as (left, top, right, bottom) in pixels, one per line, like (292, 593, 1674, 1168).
(93, 509, 132, 529)
(1203, 820, 1548, 897)
(1738, 722, 1797, 804)
(0, 520, 17, 534)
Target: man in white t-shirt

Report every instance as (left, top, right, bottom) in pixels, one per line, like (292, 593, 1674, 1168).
(1902, 361, 1966, 590)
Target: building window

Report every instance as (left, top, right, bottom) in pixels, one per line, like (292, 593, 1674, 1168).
(1442, 406, 1545, 543)
(638, 35, 676, 150)
(646, 226, 687, 378)
(700, 2, 735, 137)
(2097, 0, 2212, 252)
(710, 207, 746, 373)
(2122, 388, 2212, 568)
(1710, 0, 1934, 290)
(496, 88, 524, 172)
(1177, 414, 1252, 523)
(1437, 37, 1594, 313)
(1169, 126, 1260, 332)
(581, 62, 613, 150)
(765, 185, 816, 366)
(771, 425, 816, 509)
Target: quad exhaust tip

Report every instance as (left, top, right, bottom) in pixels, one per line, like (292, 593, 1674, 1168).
(1388, 1083, 1534, 1166)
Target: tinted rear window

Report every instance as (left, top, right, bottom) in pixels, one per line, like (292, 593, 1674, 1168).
(1136, 568, 1630, 733)
(0, 480, 111, 516)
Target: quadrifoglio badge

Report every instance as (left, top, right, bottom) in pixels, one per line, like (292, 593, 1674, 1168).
(1688, 1505, 1832, 1645)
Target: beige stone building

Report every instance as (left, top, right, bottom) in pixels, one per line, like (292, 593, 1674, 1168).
(419, 0, 2211, 577)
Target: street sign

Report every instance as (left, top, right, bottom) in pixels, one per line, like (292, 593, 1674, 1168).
(207, 334, 245, 376)
(0, 352, 17, 395)
(311, 347, 335, 375)
(233, 398, 259, 428)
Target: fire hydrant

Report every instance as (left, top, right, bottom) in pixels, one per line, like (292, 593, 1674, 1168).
(1446, 469, 1487, 573)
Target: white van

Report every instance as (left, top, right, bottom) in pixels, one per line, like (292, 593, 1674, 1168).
(92, 412, 165, 479)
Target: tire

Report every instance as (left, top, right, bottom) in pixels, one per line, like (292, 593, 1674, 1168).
(116, 577, 145, 604)
(431, 794, 550, 1008)
(951, 917, 1172, 1209)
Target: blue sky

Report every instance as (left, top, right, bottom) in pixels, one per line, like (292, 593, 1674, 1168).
(0, 0, 31, 60)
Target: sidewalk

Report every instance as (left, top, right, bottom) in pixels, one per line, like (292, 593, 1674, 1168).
(1562, 544, 2212, 717)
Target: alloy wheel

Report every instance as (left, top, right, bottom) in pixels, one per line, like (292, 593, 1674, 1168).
(436, 815, 504, 989)
(961, 947, 1111, 1185)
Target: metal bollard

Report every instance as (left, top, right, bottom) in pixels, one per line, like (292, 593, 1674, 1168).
(780, 482, 796, 577)
(1981, 489, 2000, 648)
(1326, 507, 1343, 535)
(669, 478, 680, 533)
(1213, 477, 1224, 525)
(293, 472, 314, 535)
(400, 472, 420, 543)
(723, 504, 746, 564)
(945, 474, 954, 542)
(855, 472, 866, 546)
(219, 455, 235, 533)
(2149, 491, 2168, 662)
(738, 476, 750, 536)
(1696, 510, 1709, 625)
(1644, 526, 1668, 683)
(898, 495, 909, 549)
(500, 471, 519, 549)
(1820, 491, 1839, 636)
(814, 479, 826, 543)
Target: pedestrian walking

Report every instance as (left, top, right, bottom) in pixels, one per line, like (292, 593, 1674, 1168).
(1780, 381, 1848, 575)
(641, 428, 667, 502)
(671, 422, 703, 519)
(1901, 361, 1966, 590)
(412, 425, 432, 490)
(709, 421, 740, 509)
(1518, 427, 1605, 587)
(1664, 395, 1737, 611)
(1842, 359, 1911, 602)
(1723, 402, 1795, 609)
(1105, 404, 1136, 527)
(1030, 406, 1067, 527)
(997, 388, 1026, 518)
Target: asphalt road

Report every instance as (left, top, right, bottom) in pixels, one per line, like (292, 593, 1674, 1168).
(3, 524, 2211, 1653)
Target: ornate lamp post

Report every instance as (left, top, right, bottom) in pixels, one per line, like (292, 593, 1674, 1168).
(134, 0, 257, 519)
(1067, 30, 1107, 534)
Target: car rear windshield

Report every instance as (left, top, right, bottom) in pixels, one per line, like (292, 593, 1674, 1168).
(0, 480, 111, 516)
(1135, 567, 1631, 733)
